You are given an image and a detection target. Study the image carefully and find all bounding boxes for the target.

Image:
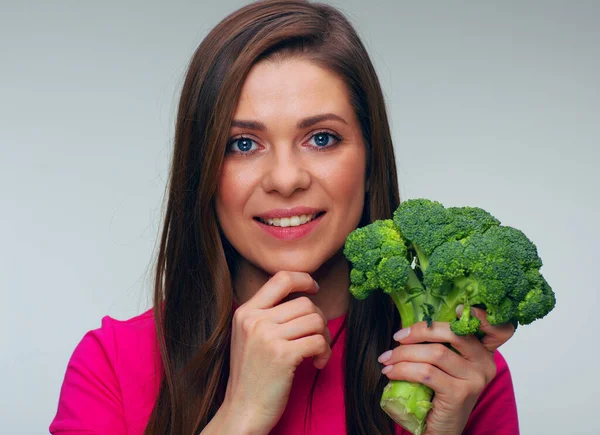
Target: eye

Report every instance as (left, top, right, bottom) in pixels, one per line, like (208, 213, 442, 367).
(307, 131, 342, 149)
(227, 136, 259, 154)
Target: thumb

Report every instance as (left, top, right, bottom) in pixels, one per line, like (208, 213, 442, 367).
(456, 305, 515, 353)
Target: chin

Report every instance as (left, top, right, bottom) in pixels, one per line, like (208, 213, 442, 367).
(259, 246, 347, 276)
(256, 250, 327, 274)
(259, 259, 322, 275)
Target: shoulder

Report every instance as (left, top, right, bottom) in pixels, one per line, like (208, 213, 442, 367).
(63, 307, 161, 404)
(62, 307, 160, 388)
(100, 306, 156, 331)
(50, 308, 161, 433)
(80, 308, 161, 382)
(76, 308, 157, 361)
(98, 307, 157, 344)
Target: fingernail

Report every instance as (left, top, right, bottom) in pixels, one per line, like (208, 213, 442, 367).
(378, 350, 392, 363)
(314, 280, 320, 291)
(381, 365, 393, 374)
(393, 327, 410, 341)
(456, 304, 476, 316)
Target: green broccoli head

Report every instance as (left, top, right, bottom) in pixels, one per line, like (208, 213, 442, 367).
(392, 199, 500, 258)
(448, 206, 501, 238)
(343, 219, 411, 300)
(347, 198, 556, 336)
(392, 199, 455, 257)
(378, 256, 411, 294)
(420, 219, 553, 333)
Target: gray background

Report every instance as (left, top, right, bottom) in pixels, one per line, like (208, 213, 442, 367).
(1, 0, 598, 433)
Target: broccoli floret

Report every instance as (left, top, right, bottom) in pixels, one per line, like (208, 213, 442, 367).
(450, 303, 481, 336)
(517, 276, 556, 325)
(344, 198, 556, 435)
(344, 219, 411, 300)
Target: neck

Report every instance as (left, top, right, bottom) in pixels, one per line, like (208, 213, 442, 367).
(232, 251, 350, 321)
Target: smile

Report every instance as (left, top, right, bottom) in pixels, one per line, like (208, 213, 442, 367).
(253, 210, 326, 241)
(256, 212, 325, 227)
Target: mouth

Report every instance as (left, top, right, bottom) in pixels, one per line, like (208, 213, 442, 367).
(253, 210, 326, 241)
(253, 211, 326, 228)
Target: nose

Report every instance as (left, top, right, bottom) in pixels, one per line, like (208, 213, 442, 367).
(260, 147, 311, 197)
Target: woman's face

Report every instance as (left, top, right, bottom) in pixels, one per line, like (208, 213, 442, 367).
(216, 58, 367, 275)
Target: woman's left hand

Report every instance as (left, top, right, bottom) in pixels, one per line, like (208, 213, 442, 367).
(378, 307, 515, 435)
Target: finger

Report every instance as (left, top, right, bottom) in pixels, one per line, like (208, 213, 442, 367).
(268, 295, 324, 324)
(292, 334, 332, 370)
(468, 306, 515, 353)
(279, 312, 332, 345)
(394, 321, 486, 362)
(245, 271, 318, 310)
(381, 361, 452, 393)
(379, 343, 470, 380)
(267, 297, 331, 344)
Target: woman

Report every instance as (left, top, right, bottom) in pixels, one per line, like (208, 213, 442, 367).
(50, 1, 519, 434)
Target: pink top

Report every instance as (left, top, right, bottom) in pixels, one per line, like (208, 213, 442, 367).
(50, 309, 519, 434)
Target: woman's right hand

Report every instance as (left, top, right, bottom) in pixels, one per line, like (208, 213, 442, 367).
(220, 271, 332, 434)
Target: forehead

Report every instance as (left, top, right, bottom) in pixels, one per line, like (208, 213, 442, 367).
(233, 58, 354, 120)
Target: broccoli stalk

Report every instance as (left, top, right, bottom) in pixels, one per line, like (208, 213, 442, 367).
(344, 199, 555, 435)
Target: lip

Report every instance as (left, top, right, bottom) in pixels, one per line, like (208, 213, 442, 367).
(254, 206, 325, 220)
(254, 212, 325, 241)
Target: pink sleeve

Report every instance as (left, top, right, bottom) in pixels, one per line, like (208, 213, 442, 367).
(49, 317, 127, 434)
(462, 350, 520, 434)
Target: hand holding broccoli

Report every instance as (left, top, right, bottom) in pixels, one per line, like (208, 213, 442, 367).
(378, 309, 512, 435)
(344, 199, 555, 435)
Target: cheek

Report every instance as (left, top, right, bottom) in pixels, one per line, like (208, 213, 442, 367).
(215, 161, 253, 220)
(216, 164, 239, 210)
(320, 150, 367, 213)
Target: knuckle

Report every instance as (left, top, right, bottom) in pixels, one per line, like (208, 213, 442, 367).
(298, 296, 314, 312)
(254, 316, 270, 334)
(430, 344, 447, 363)
(240, 315, 257, 333)
(232, 306, 246, 324)
(444, 330, 463, 347)
(309, 312, 326, 330)
(391, 346, 404, 361)
(275, 271, 293, 287)
(420, 364, 436, 383)
(413, 321, 426, 333)
(472, 373, 488, 394)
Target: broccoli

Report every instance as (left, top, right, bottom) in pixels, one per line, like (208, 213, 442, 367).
(343, 198, 556, 435)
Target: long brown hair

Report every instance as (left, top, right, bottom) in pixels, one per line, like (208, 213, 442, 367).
(145, 1, 400, 434)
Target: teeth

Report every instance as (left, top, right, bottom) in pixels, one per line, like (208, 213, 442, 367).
(262, 214, 317, 227)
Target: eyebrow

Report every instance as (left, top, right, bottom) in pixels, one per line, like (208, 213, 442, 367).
(231, 113, 348, 131)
